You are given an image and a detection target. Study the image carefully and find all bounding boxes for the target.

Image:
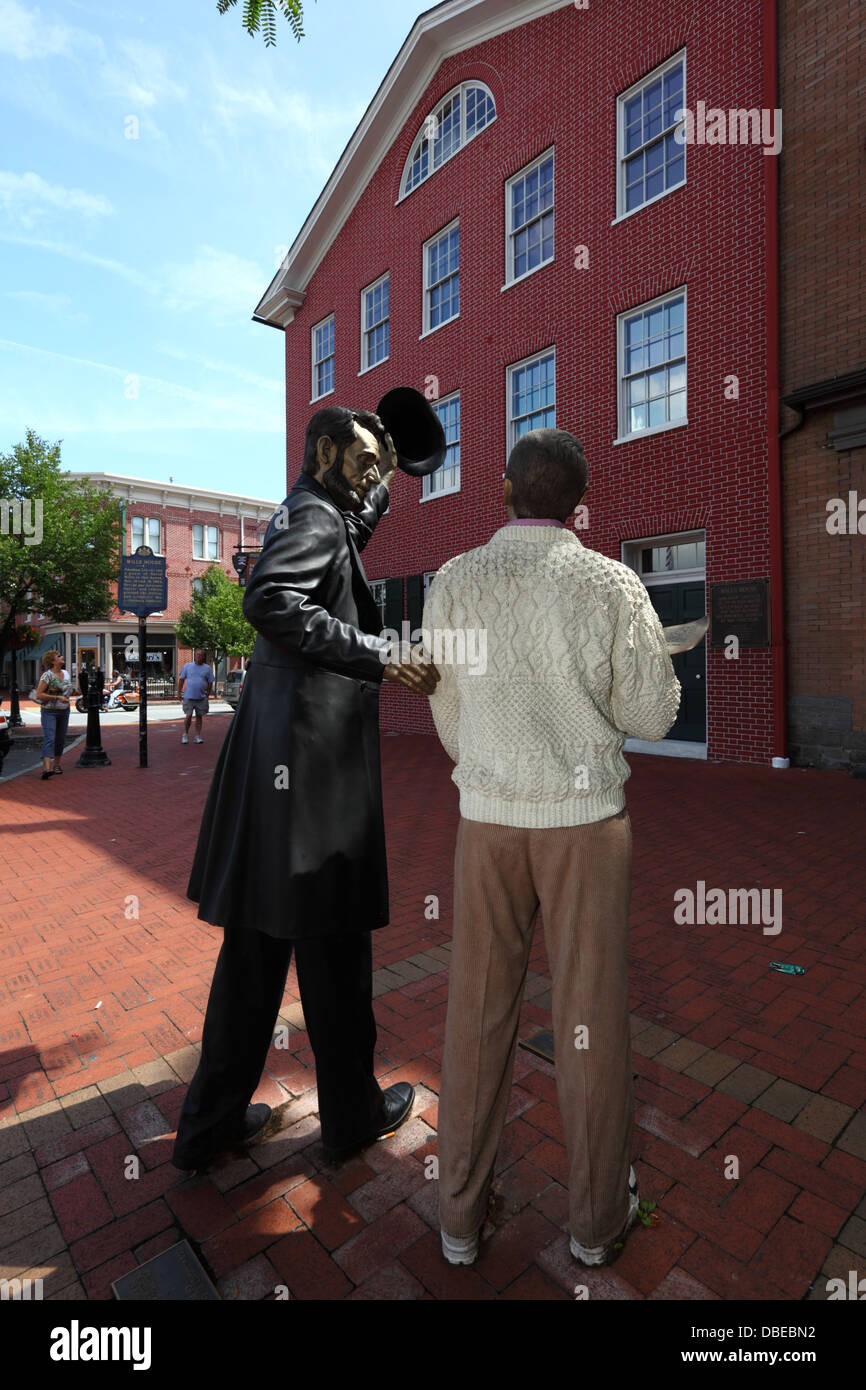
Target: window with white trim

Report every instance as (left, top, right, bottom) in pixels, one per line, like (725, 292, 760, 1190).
(506, 150, 554, 283)
(192, 523, 219, 560)
(618, 291, 686, 437)
(423, 221, 459, 334)
(401, 82, 496, 197)
(361, 274, 389, 371)
(369, 581, 388, 626)
(617, 54, 685, 216)
(423, 393, 460, 500)
(311, 315, 335, 399)
(507, 350, 556, 453)
(131, 516, 162, 553)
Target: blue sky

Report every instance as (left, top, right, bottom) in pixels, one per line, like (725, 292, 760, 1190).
(0, 0, 417, 501)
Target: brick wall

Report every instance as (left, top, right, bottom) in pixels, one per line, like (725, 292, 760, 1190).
(281, 0, 776, 762)
(109, 504, 266, 672)
(778, 0, 866, 770)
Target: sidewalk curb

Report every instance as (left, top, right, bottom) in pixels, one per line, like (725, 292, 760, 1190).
(0, 732, 87, 784)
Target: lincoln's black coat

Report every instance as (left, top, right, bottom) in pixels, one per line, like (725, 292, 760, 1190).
(186, 473, 392, 939)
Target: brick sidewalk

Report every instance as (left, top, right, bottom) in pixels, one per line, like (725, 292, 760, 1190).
(1, 716, 864, 1300)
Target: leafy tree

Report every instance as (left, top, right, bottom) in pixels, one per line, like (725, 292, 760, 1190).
(0, 431, 123, 667)
(176, 564, 256, 672)
(216, 0, 313, 45)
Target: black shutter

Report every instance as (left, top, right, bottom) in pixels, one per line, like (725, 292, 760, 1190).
(384, 578, 404, 632)
(406, 573, 424, 635)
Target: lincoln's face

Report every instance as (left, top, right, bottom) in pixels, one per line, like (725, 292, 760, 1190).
(316, 423, 383, 512)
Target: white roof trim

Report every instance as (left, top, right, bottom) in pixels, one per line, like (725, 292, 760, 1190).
(253, 0, 570, 326)
(63, 472, 279, 511)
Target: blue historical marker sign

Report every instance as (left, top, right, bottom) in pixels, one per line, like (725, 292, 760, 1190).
(118, 544, 167, 617)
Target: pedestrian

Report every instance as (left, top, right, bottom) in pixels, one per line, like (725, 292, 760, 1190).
(35, 651, 78, 779)
(171, 405, 439, 1172)
(423, 428, 681, 1268)
(178, 649, 214, 744)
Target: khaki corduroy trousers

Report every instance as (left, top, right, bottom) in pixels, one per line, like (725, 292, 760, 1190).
(438, 809, 634, 1249)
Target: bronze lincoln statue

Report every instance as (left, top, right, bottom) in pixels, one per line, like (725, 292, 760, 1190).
(172, 403, 439, 1171)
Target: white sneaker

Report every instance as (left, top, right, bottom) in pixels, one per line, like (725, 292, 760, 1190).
(181, 734, 189, 744)
(570, 1166, 640, 1266)
(194, 736, 203, 744)
(441, 1229, 480, 1266)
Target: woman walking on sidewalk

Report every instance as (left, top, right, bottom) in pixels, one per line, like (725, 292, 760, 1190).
(35, 650, 77, 780)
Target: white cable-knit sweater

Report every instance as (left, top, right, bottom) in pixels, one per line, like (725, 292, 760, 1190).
(422, 525, 681, 826)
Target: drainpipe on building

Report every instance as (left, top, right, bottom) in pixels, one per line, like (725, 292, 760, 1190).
(764, 0, 788, 768)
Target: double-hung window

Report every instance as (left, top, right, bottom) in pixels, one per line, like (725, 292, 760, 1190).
(361, 274, 389, 372)
(422, 393, 460, 500)
(617, 54, 685, 217)
(507, 350, 556, 452)
(618, 291, 686, 438)
(423, 221, 459, 334)
(506, 150, 554, 284)
(311, 315, 335, 400)
(131, 516, 161, 553)
(192, 524, 219, 560)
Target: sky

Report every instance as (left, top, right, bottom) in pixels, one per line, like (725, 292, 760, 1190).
(0, 0, 421, 501)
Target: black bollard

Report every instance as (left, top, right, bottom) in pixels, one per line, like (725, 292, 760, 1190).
(7, 646, 24, 728)
(76, 666, 111, 768)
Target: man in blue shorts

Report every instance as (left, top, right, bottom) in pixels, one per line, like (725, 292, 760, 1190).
(178, 649, 214, 745)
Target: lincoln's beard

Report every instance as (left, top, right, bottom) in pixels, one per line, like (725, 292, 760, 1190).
(322, 448, 364, 511)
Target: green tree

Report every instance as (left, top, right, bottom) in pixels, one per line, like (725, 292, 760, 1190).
(216, 0, 313, 45)
(176, 564, 256, 673)
(0, 430, 123, 667)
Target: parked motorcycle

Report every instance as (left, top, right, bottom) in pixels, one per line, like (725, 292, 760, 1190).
(75, 680, 139, 714)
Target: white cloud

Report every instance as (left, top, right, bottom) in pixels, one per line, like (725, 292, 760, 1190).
(211, 80, 366, 138)
(0, 338, 284, 434)
(0, 234, 151, 289)
(2, 288, 88, 322)
(156, 344, 283, 393)
(159, 245, 271, 320)
(100, 38, 187, 110)
(1, 234, 271, 321)
(0, 170, 114, 229)
(0, 0, 75, 60)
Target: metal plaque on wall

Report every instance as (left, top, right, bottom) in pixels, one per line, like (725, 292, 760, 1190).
(709, 579, 770, 647)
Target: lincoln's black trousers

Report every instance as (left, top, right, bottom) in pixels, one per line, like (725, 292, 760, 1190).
(172, 927, 386, 1166)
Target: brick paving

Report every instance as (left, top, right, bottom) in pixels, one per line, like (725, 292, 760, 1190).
(1, 714, 865, 1300)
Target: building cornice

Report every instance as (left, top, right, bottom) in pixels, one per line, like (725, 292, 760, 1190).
(252, 0, 569, 327)
(63, 472, 278, 520)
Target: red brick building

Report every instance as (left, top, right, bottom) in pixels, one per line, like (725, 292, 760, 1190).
(778, 0, 866, 773)
(255, 0, 789, 766)
(7, 474, 277, 693)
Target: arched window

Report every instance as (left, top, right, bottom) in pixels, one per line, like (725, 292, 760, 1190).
(401, 82, 496, 196)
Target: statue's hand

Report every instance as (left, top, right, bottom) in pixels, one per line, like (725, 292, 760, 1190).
(377, 431, 398, 488)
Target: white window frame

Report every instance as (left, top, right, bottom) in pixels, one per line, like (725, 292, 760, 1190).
(615, 287, 687, 444)
(398, 81, 497, 200)
(506, 348, 556, 460)
(421, 391, 461, 501)
(613, 51, 686, 224)
(131, 515, 162, 554)
(192, 523, 220, 561)
(503, 147, 555, 290)
(622, 530, 706, 585)
(368, 580, 389, 627)
(421, 219, 460, 338)
(358, 272, 390, 375)
(311, 313, 335, 403)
